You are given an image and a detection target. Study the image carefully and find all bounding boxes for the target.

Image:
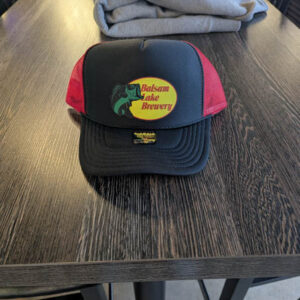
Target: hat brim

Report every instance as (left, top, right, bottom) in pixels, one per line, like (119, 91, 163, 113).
(79, 115, 211, 176)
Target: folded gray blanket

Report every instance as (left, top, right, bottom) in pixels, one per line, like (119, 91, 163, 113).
(94, 0, 268, 37)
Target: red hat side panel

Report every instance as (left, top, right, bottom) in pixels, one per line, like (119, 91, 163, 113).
(66, 54, 86, 113)
(185, 42, 227, 117)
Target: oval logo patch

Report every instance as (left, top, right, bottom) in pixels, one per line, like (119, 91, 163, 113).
(111, 77, 177, 121)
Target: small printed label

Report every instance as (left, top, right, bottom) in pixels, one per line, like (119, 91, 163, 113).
(111, 77, 177, 121)
(133, 132, 156, 144)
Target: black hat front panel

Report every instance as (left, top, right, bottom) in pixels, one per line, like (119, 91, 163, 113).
(83, 39, 204, 129)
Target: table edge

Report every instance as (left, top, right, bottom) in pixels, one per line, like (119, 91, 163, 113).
(1, 255, 299, 286)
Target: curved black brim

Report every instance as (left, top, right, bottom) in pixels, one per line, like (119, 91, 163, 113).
(79, 116, 211, 176)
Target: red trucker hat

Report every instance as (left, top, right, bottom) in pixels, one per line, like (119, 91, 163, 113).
(66, 39, 227, 176)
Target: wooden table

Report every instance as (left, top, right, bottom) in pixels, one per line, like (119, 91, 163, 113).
(0, 0, 299, 296)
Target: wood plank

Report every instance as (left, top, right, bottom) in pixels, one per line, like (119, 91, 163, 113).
(0, 256, 300, 287)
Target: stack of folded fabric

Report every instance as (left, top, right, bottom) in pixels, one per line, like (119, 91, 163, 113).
(94, 0, 268, 37)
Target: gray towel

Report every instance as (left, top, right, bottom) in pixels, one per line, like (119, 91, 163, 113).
(94, 0, 268, 38)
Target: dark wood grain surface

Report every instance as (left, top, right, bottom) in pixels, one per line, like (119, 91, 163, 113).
(0, 0, 299, 286)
